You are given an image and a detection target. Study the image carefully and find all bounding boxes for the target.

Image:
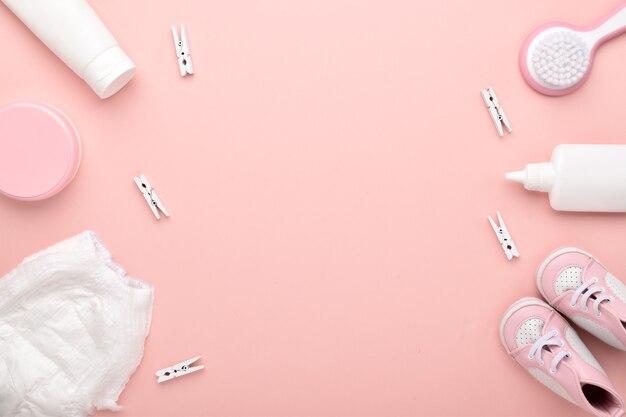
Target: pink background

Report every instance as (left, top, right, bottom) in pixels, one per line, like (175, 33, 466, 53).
(2, 0, 626, 416)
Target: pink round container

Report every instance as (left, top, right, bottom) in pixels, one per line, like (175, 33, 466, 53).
(0, 101, 81, 201)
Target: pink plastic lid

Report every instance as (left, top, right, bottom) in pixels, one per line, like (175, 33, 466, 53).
(0, 101, 81, 201)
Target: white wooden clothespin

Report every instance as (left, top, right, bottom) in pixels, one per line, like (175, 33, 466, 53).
(172, 24, 194, 77)
(156, 356, 204, 383)
(134, 174, 169, 220)
(488, 211, 519, 261)
(482, 87, 511, 137)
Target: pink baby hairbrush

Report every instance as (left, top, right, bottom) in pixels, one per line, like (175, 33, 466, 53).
(520, 2, 626, 96)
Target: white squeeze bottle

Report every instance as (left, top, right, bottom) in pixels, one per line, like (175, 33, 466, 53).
(1, 0, 136, 99)
(506, 144, 626, 212)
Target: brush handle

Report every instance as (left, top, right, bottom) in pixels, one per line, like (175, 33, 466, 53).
(589, 3, 626, 44)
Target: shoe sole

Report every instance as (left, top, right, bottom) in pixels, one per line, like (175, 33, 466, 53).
(499, 296, 555, 354)
(535, 247, 594, 302)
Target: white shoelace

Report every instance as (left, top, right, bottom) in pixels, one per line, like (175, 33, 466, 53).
(570, 277, 612, 317)
(528, 330, 572, 374)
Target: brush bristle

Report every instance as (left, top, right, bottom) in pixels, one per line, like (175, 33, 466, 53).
(531, 30, 589, 88)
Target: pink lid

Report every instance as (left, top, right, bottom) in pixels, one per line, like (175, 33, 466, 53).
(0, 101, 81, 201)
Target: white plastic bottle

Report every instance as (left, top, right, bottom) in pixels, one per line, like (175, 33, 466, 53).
(506, 144, 626, 212)
(1, 0, 136, 99)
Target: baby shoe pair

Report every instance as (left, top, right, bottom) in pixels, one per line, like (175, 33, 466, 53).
(501, 248, 626, 417)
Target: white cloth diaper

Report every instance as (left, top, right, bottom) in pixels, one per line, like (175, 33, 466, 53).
(0, 231, 154, 417)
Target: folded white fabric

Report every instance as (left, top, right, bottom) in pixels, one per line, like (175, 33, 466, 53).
(0, 231, 154, 417)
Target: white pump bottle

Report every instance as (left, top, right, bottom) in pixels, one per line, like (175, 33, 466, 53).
(506, 144, 626, 212)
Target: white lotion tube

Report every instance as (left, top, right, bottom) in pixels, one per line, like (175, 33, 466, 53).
(506, 144, 626, 212)
(1, 0, 135, 99)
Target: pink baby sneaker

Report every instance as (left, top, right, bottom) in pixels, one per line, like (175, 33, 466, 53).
(537, 248, 626, 351)
(500, 297, 624, 417)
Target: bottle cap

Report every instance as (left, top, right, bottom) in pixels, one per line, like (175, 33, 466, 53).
(506, 163, 555, 192)
(82, 46, 136, 99)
